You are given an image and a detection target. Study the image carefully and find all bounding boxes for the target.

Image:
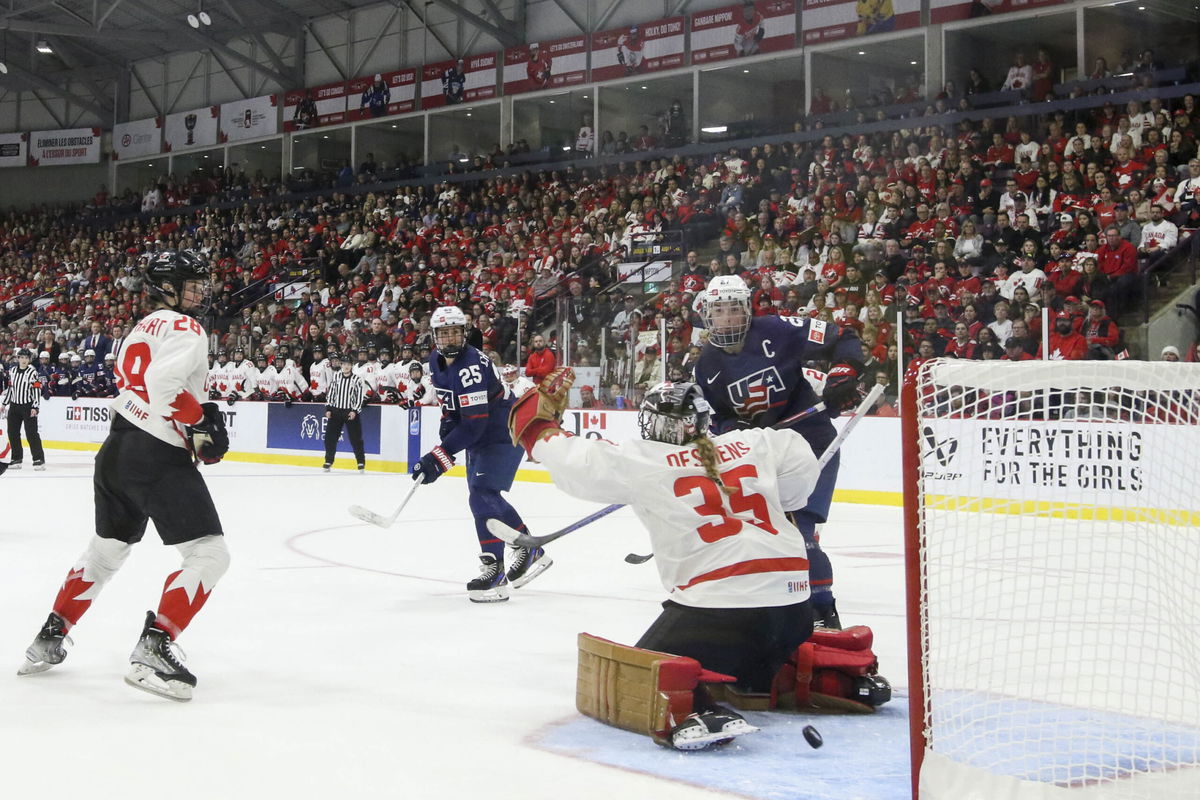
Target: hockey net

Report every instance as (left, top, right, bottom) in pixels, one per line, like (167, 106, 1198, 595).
(902, 359, 1200, 800)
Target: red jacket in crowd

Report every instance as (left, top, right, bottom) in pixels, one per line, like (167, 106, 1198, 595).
(525, 347, 557, 384)
(1096, 238, 1137, 278)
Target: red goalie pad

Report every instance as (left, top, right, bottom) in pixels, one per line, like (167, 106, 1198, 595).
(767, 625, 891, 714)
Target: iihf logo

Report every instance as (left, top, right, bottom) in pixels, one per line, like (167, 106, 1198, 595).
(921, 426, 958, 467)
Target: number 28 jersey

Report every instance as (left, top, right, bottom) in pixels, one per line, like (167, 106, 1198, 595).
(532, 427, 819, 608)
(112, 308, 210, 448)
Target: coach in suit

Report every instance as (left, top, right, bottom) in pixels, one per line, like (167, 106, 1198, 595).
(81, 321, 113, 362)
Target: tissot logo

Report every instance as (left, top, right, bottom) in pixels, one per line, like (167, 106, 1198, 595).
(66, 406, 109, 422)
(922, 426, 958, 467)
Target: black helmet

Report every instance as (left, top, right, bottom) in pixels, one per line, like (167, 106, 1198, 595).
(17, 347, 33, 359)
(638, 381, 712, 446)
(143, 250, 210, 316)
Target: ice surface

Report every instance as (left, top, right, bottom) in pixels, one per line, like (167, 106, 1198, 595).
(0, 452, 910, 800)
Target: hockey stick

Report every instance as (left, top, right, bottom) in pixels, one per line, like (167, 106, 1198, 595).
(349, 474, 424, 528)
(622, 386, 883, 564)
(487, 501, 624, 549)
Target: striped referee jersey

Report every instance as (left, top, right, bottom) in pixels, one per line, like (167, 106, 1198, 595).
(6, 364, 41, 407)
(326, 372, 367, 413)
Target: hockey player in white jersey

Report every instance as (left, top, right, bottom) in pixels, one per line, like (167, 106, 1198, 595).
(377, 354, 410, 404)
(352, 347, 381, 402)
(403, 361, 436, 406)
(250, 352, 273, 400)
(271, 345, 306, 405)
(508, 370, 819, 749)
(226, 346, 256, 404)
(17, 250, 230, 702)
(500, 363, 534, 400)
(307, 343, 333, 402)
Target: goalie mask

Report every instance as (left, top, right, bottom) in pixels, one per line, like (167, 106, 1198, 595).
(701, 275, 752, 349)
(430, 305, 468, 360)
(638, 381, 712, 446)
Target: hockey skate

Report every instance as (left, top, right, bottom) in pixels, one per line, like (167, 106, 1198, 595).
(322, 462, 332, 472)
(32, 460, 45, 471)
(505, 545, 553, 589)
(813, 600, 842, 630)
(670, 707, 759, 751)
(17, 612, 72, 676)
(467, 553, 510, 603)
(124, 611, 196, 702)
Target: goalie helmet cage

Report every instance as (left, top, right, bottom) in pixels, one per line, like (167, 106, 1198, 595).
(901, 359, 1200, 800)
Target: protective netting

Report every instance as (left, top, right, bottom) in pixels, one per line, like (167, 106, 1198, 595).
(907, 360, 1200, 798)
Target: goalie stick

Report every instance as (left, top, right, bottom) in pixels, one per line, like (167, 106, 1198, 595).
(488, 400, 833, 551)
(622, 384, 885, 564)
(349, 473, 424, 528)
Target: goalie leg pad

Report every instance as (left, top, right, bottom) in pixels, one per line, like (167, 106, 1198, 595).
(576, 633, 736, 746)
(779, 625, 891, 713)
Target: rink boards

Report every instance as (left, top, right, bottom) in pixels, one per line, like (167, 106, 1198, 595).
(35, 398, 907, 504)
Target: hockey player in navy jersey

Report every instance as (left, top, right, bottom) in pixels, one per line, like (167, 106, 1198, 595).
(78, 349, 104, 397)
(693, 275, 864, 629)
(412, 306, 551, 602)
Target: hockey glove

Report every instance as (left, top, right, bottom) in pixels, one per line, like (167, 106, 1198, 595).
(822, 361, 863, 415)
(508, 367, 574, 456)
(227, 395, 237, 406)
(412, 446, 454, 484)
(284, 397, 294, 409)
(209, 389, 221, 400)
(188, 402, 229, 465)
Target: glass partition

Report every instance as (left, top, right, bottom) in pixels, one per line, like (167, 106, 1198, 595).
(512, 88, 594, 157)
(354, 116, 424, 178)
(1082, 1, 1200, 80)
(228, 138, 283, 184)
(697, 53, 804, 140)
(944, 11, 1077, 100)
(597, 73, 694, 154)
(427, 101, 501, 168)
(115, 158, 165, 196)
(291, 125, 353, 180)
(809, 34, 925, 114)
(170, 146, 223, 178)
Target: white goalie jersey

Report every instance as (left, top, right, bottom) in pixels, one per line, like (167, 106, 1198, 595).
(532, 427, 819, 608)
(112, 308, 210, 449)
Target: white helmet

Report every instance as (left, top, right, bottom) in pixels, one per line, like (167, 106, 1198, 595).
(701, 275, 752, 348)
(430, 305, 468, 359)
(70, 353, 82, 363)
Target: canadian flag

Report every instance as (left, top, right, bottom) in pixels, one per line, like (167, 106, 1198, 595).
(582, 412, 606, 430)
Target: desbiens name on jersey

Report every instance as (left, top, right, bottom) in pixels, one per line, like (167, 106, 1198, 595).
(665, 440, 751, 468)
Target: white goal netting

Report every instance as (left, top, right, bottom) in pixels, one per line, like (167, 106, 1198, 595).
(905, 360, 1200, 800)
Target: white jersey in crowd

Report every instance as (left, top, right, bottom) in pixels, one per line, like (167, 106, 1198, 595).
(1139, 219, 1178, 252)
(274, 359, 306, 398)
(353, 360, 381, 397)
(532, 427, 819, 608)
(112, 308, 210, 449)
(308, 357, 334, 397)
(502, 374, 535, 400)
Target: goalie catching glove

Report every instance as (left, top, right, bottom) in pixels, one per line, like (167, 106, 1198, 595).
(187, 402, 229, 464)
(508, 367, 575, 456)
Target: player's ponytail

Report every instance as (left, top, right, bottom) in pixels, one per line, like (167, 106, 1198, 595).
(694, 434, 733, 496)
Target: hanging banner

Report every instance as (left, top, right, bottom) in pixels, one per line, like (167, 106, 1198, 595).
(421, 54, 498, 110)
(800, 0, 920, 44)
(591, 17, 687, 82)
(930, 0, 1068, 24)
(164, 106, 219, 152)
(112, 117, 161, 161)
(0, 132, 25, 167)
(691, 1, 797, 65)
(283, 81, 347, 131)
(29, 127, 102, 166)
(502, 35, 589, 96)
(220, 94, 278, 142)
(346, 68, 419, 121)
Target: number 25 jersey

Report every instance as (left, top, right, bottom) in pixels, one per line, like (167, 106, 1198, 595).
(532, 427, 819, 608)
(112, 308, 210, 448)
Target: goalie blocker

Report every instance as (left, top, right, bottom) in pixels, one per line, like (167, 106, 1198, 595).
(577, 627, 890, 748)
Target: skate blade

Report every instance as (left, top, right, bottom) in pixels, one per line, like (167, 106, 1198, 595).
(468, 585, 511, 603)
(17, 659, 55, 676)
(510, 556, 553, 589)
(124, 664, 193, 702)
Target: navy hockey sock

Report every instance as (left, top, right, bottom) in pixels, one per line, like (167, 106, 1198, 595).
(794, 514, 835, 608)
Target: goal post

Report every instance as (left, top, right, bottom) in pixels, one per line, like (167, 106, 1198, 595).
(902, 358, 1200, 800)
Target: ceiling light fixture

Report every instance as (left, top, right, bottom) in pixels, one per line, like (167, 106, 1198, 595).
(187, 2, 213, 28)
(36, 40, 52, 54)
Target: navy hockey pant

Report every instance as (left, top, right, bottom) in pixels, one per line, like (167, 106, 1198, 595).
(465, 442, 528, 563)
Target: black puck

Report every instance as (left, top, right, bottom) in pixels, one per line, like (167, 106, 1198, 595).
(802, 724, 823, 749)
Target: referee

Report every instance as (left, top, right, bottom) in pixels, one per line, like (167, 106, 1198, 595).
(6, 348, 46, 470)
(323, 352, 367, 472)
